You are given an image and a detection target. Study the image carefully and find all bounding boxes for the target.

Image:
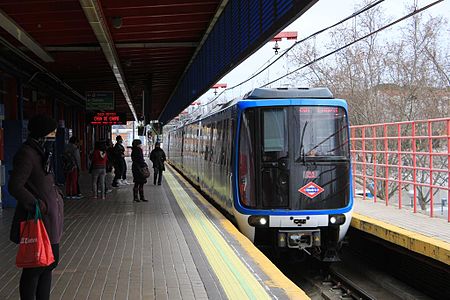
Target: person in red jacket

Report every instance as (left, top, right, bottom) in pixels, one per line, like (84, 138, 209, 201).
(8, 114, 64, 300)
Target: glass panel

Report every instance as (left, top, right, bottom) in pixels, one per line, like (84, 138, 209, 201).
(262, 109, 288, 161)
(262, 168, 289, 208)
(238, 109, 256, 208)
(294, 106, 349, 160)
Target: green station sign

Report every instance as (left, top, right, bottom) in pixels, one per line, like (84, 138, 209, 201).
(86, 91, 115, 110)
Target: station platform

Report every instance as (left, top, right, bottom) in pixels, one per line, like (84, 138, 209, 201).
(0, 164, 308, 299)
(352, 197, 450, 266)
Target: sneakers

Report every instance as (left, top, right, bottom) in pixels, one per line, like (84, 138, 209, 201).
(122, 180, 130, 185)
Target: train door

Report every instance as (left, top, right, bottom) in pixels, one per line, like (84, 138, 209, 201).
(257, 108, 290, 208)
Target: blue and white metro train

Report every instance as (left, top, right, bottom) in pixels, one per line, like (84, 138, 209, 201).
(164, 88, 353, 261)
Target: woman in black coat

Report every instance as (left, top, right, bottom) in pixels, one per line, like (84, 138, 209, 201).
(8, 114, 64, 300)
(131, 139, 148, 202)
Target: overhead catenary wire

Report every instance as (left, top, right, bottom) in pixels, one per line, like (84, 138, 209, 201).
(179, 0, 443, 123)
(186, 0, 387, 117)
(261, 0, 444, 88)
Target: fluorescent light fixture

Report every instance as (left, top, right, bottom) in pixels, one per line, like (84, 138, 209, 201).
(79, 0, 137, 121)
(0, 9, 54, 63)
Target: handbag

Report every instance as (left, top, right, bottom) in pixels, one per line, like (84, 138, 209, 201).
(140, 165, 150, 178)
(16, 202, 55, 268)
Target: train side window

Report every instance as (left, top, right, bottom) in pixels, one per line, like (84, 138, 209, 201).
(239, 109, 256, 208)
(262, 109, 288, 161)
(221, 119, 228, 166)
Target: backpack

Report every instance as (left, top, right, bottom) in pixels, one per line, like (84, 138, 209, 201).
(62, 152, 76, 173)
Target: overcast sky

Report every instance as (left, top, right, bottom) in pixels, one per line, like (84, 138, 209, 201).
(193, 0, 449, 108)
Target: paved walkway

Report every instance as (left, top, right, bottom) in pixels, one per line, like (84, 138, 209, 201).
(0, 171, 217, 299)
(355, 199, 450, 243)
(353, 198, 450, 265)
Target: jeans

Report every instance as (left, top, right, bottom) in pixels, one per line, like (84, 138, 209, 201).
(92, 168, 106, 197)
(153, 168, 163, 185)
(105, 172, 113, 190)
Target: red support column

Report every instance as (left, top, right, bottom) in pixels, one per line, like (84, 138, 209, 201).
(372, 126, 377, 203)
(447, 119, 450, 222)
(428, 121, 433, 217)
(397, 123, 402, 209)
(4, 78, 17, 120)
(351, 128, 356, 199)
(384, 124, 389, 206)
(412, 122, 417, 213)
(362, 128, 366, 201)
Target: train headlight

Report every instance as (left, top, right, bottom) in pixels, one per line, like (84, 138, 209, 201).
(248, 216, 269, 227)
(328, 214, 346, 226)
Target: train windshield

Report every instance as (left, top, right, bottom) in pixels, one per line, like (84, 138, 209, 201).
(294, 106, 349, 161)
(238, 105, 350, 210)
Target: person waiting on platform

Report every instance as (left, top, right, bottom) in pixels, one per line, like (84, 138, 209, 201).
(104, 138, 114, 193)
(8, 114, 64, 300)
(131, 139, 149, 202)
(112, 135, 129, 187)
(63, 136, 82, 199)
(91, 141, 108, 199)
(150, 142, 166, 185)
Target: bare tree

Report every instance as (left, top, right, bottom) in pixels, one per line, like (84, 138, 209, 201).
(287, 1, 449, 210)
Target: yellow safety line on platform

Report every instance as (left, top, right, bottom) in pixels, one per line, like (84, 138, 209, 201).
(165, 170, 272, 300)
(167, 166, 310, 300)
(352, 213, 450, 266)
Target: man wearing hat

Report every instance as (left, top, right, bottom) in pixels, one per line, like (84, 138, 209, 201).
(8, 114, 64, 300)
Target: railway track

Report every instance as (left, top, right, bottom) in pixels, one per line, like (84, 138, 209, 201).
(269, 228, 445, 300)
(320, 268, 376, 300)
(322, 270, 377, 300)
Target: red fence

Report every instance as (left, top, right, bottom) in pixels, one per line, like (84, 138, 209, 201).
(351, 118, 450, 222)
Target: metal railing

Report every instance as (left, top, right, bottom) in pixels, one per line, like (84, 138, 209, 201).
(351, 118, 450, 222)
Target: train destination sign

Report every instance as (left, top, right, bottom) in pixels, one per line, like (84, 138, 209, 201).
(87, 112, 126, 125)
(299, 107, 339, 114)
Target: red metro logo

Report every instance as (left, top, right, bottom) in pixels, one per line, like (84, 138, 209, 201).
(298, 182, 324, 199)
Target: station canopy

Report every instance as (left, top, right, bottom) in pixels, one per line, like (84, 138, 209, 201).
(0, 0, 316, 123)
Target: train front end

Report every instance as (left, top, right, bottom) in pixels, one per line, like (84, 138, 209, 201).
(233, 88, 353, 261)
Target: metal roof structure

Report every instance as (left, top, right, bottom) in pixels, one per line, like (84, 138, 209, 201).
(0, 0, 317, 123)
